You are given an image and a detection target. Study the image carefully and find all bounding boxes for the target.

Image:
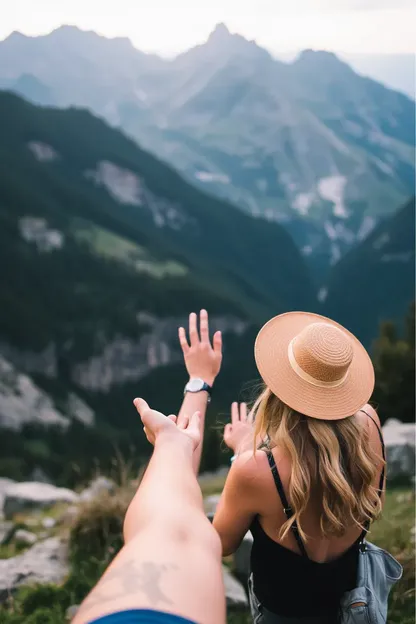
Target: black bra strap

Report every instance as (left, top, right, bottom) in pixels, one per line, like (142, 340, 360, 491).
(266, 451, 309, 559)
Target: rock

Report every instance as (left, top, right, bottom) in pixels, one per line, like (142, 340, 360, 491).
(382, 419, 415, 481)
(204, 494, 221, 517)
(0, 521, 14, 545)
(234, 531, 253, 580)
(41, 517, 57, 529)
(14, 529, 37, 546)
(0, 537, 69, 602)
(66, 605, 80, 620)
(0, 478, 15, 517)
(79, 476, 115, 502)
(223, 565, 248, 609)
(3, 482, 79, 519)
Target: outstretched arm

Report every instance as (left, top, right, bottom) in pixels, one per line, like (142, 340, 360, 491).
(73, 400, 225, 624)
(177, 310, 222, 474)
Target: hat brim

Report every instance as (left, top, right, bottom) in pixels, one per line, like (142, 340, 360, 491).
(254, 311, 375, 420)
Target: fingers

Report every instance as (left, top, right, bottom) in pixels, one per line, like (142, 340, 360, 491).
(134, 398, 149, 418)
(213, 330, 222, 354)
(188, 411, 201, 437)
(240, 402, 248, 422)
(167, 414, 177, 423)
(224, 423, 232, 442)
(231, 402, 239, 425)
(178, 327, 189, 354)
(178, 414, 189, 430)
(200, 309, 209, 343)
(189, 312, 199, 346)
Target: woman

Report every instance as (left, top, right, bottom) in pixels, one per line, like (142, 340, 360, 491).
(213, 311, 386, 623)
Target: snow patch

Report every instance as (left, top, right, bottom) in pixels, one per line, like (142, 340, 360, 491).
(318, 175, 349, 218)
(302, 245, 313, 256)
(373, 233, 390, 250)
(324, 221, 355, 244)
(357, 216, 377, 242)
(292, 192, 314, 216)
(19, 218, 64, 252)
(28, 142, 58, 163)
(85, 161, 190, 230)
(330, 243, 342, 266)
(195, 171, 230, 184)
(317, 287, 328, 303)
(381, 252, 413, 263)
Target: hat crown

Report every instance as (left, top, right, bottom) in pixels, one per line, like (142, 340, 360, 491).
(292, 322, 353, 383)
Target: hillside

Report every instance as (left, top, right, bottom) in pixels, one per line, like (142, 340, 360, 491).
(0, 90, 314, 483)
(324, 197, 415, 346)
(0, 25, 414, 278)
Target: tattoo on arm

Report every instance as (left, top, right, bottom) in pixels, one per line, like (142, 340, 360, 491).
(79, 559, 178, 615)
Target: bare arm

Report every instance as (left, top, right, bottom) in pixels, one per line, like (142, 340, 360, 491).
(213, 451, 258, 556)
(177, 310, 222, 474)
(74, 400, 225, 624)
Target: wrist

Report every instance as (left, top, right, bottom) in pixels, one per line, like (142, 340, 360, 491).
(155, 429, 194, 453)
(188, 375, 215, 387)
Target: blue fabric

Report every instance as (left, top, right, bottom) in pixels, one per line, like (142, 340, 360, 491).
(89, 609, 196, 624)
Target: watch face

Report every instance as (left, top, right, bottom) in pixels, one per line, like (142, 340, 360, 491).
(187, 378, 204, 392)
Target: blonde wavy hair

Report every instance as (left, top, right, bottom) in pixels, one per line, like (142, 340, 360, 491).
(251, 387, 384, 541)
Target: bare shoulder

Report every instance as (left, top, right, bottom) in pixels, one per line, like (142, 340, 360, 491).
(230, 449, 273, 490)
(355, 403, 381, 429)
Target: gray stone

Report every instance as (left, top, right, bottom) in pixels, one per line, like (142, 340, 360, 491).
(4, 482, 79, 519)
(14, 529, 37, 546)
(223, 565, 248, 609)
(0, 478, 15, 517)
(0, 521, 14, 544)
(42, 517, 57, 529)
(66, 604, 80, 621)
(204, 494, 221, 517)
(0, 537, 69, 602)
(382, 419, 415, 480)
(234, 531, 253, 580)
(79, 476, 115, 502)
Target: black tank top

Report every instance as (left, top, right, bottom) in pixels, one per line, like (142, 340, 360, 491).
(250, 411, 385, 618)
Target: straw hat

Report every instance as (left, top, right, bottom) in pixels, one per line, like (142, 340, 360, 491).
(254, 311, 374, 420)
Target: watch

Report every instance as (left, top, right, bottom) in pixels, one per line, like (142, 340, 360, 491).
(184, 378, 212, 402)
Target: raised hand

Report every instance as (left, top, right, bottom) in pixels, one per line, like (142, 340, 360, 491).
(223, 402, 255, 454)
(134, 398, 201, 451)
(178, 310, 222, 386)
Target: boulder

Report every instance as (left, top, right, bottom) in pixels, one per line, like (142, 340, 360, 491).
(3, 482, 79, 519)
(66, 605, 80, 621)
(14, 529, 37, 546)
(0, 521, 13, 545)
(79, 476, 115, 502)
(41, 517, 57, 529)
(234, 531, 253, 580)
(223, 565, 248, 610)
(204, 494, 221, 518)
(0, 537, 69, 602)
(382, 419, 415, 481)
(0, 478, 15, 517)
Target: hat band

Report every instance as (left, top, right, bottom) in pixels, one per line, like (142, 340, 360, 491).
(288, 340, 349, 388)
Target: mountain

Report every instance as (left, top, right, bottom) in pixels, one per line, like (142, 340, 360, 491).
(0, 90, 314, 483)
(323, 197, 415, 347)
(342, 53, 415, 101)
(0, 24, 414, 280)
(277, 51, 416, 100)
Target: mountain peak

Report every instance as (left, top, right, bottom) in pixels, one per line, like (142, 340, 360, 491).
(209, 23, 231, 41)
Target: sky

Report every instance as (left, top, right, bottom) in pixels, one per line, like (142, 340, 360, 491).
(1, 0, 415, 56)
